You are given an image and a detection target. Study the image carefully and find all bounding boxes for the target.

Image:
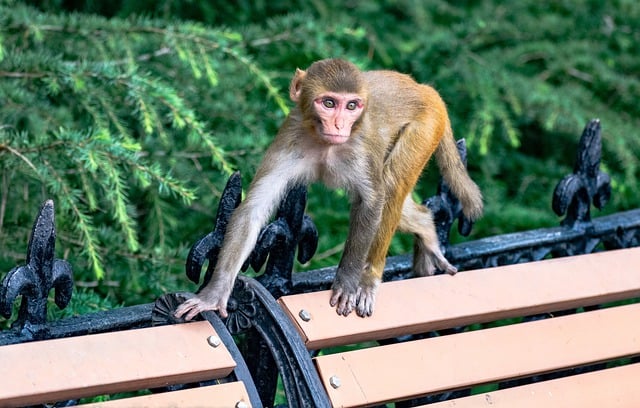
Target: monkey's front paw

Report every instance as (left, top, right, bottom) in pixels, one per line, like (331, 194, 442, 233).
(330, 286, 357, 316)
(330, 281, 379, 317)
(174, 294, 229, 321)
(355, 285, 378, 317)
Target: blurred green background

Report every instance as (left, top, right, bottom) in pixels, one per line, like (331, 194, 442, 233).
(1, 0, 638, 316)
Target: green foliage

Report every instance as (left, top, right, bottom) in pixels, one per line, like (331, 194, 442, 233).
(1, 0, 639, 310)
(0, 2, 288, 303)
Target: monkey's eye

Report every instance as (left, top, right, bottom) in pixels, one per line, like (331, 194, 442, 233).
(346, 101, 358, 110)
(322, 98, 336, 108)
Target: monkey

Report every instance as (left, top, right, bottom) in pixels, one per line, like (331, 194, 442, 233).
(175, 58, 483, 320)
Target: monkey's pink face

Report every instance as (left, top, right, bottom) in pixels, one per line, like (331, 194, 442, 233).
(313, 92, 364, 145)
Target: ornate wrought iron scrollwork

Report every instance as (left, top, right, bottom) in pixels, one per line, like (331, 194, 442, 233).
(185, 171, 318, 300)
(224, 277, 258, 335)
(151, 291, 264, 408)
(154, 283, 259, 337)
(0, 200, 73, 340)
(186, 172, 243, 290)
(232, 275, 331, 408)
(604, 224, 640, 250)
(252, 184, 318, 297)
(176, 173, 324, 406)
(152, 292, 194, 326)
(553, 119, 611, 228)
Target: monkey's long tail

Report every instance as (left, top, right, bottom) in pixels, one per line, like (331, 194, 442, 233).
(435, 125, 484, 221)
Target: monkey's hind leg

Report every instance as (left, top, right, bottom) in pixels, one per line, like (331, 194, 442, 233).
(399, 196, 457, 276)
(356, 121, 441, 317)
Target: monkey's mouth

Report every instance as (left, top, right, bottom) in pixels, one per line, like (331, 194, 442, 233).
(322, 133, 349, 144)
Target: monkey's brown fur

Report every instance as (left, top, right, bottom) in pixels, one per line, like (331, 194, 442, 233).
(175, 59, 483, 320)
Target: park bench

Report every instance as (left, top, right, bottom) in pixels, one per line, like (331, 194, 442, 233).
(2, 240, 638, 408)
(2, 119, 639, 407)
(276, 247, 640, 407)
(0, 308, 261, 407)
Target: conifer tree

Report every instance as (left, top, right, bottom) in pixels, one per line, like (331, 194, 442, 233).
(1, 0, 638, 309)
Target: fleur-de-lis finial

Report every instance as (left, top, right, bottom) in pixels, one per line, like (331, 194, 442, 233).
(185, 172, 243, 291)
(183, 173, 318, 294)
(0, 200, 73, 340)
(251, 184, 318, 298)
(180, 173, 317, 326)
(552, 119, 611, 228)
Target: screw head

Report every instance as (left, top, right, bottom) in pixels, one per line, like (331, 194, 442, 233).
(299, 309, 312, 322)
(207, 335, 221, 348)
(329, 375, 341, 389)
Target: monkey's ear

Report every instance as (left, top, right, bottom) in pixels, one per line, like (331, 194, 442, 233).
(289, 68, 306, 102)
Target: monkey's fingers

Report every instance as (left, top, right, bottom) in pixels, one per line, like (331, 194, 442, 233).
(355, 287, 376, 318)
(330, 288, 356, 316)
(174, 299, 200, 320)
(216, 306, 229, 319)
(440, 261, 457, 276)
(174, 298, 228, 321)
(337, 297, 355, 316)
(329, 288, 342, 307)
(184, 306, 202, 322)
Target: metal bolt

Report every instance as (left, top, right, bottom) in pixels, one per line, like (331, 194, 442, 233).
(207, 335, 221, 348)
(329, 375, 341, 389)
(299, 309, 312, 322)
(235, 401, 249, 408)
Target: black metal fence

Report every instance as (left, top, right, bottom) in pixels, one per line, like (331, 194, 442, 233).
(2, 119, 639, 406)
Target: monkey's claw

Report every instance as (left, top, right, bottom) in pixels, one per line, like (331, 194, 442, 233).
(355, 286, 376, 317)
(330, 287, 357, 316)
(174, 296, 228, 321)
(330, 282, 378, 317)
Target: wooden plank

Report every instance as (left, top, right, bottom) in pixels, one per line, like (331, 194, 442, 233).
(81, 382, 252, 407)
(314, 303, 640, 407)
(278, 248, 640, 349)
(427, 363, 640, 408)
(0, 321, 236, 407)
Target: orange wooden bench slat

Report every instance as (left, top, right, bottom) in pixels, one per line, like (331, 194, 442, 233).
(81, 382, 252, 407)
(426, 362, 640, 408)
(314, 302, 640, 407)
(0, 321, 236, 407)
(279, 247, 640, 349)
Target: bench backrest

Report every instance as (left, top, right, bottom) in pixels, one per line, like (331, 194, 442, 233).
(278, 247, 640, 407)
(0, 321, 252, 407)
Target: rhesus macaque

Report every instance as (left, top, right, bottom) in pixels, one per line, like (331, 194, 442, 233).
(175, 58, 483, 319)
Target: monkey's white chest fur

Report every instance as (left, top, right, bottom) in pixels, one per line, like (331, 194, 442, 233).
(306, 147, 345, 187)
(304, 145, 374, 198)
